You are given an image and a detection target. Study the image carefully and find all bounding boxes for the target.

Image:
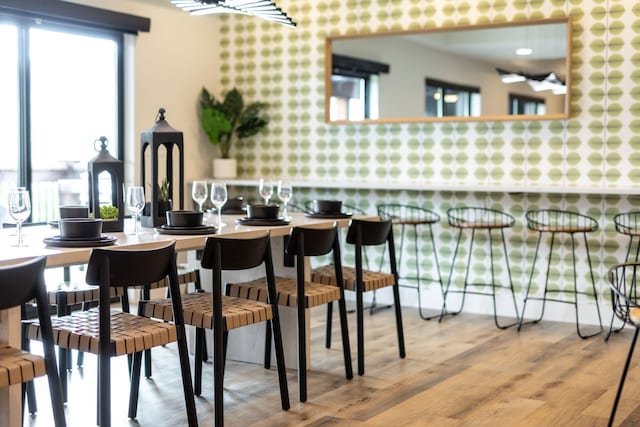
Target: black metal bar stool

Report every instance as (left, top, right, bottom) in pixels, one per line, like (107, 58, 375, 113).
(377, 204, 444, 320)
(606, 212, 640, 341)
(441, 206, 520, 329)
(606, 261, 640, 426)
(518, 209, 603, 339)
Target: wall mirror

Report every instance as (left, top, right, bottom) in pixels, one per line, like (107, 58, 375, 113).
(325, 17, 571, 124)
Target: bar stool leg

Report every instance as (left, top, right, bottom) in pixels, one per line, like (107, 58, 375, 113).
(606, 236, 635, 341)
(518, 232, 554, 331)
(609, 327, 639, 427)
(441, 228, 474, 319)
(490, 229, 519, 329)
(418, 224, 445, 320)
(573, 233, 603, 339)
(440, 228, 465, 320)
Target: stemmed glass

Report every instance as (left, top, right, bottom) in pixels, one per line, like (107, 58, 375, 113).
(192, 180, 208, 212)
(259, 178, 273, 205)
(211, 182, 228, 228)
(8, 187, 31, 247)
(277, 180, 293, 219)
(126, 186, 145, 235)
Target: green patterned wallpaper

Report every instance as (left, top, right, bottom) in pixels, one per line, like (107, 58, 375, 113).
(220, 0, 639, 323)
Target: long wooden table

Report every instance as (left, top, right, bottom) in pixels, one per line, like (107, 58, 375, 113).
(0, 212, 358, 427)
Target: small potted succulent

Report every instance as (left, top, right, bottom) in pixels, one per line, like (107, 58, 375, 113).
(199, 87, 269, 178)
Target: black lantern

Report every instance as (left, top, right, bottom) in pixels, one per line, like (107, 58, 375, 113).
(140, 108, 184, 227)
(88, 136, 124, 232)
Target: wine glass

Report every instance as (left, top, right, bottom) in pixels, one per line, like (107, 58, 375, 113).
(211, 182, 228, 228)
(277, 180, 293, 219)
(259, 178, 273, 205)
(8, 187, 31, 247)
(192, 180, 208, 212)
(126, 186, 145, 235)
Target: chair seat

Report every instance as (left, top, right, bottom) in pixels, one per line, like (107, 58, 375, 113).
(614, 212, 640, 236)
(227, 277, 341, 308)
(0, 345, 46, 388)
(26, 309, 177, 356)
(447, 207, 515, 230)
(141, 292, 273, 331)
(526, 209, 598, 233)
(311, 264, 395, 292)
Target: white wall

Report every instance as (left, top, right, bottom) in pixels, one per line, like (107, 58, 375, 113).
(67, 0, 222, 188)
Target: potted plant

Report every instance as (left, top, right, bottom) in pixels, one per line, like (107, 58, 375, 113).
(199, 87, 269, 178)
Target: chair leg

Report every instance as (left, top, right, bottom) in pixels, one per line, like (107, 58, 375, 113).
(325, 302, 333, 349)
(605, 309, 625, 342)
(440, 229, 468, 320)
(518, 232, 551, 331)
(337, 293, 353, 380)
(175, 324, 198, 427)
(98, 352, 111, 427)
(356, 286, 365, 376)
(573, 233, 603, 339)
(41, 338, 66, 427)
(609, 328, 640, 427)
(21, 324, 38, 414)
(144, 349, 152, 379)
(297, 300, 307, 402)
(194, 328, 203, 396)
(269, 308, 290, 411)
(264, 320, 272, 369)
(392, 283, 406, 358)
(128, 352, 143, 419)
(490, 229, 519, 329)
(419, 225, 445, 321)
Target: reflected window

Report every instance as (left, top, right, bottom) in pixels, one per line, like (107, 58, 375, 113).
(425, 78, 480, 118)
(509, 93, 546, 115)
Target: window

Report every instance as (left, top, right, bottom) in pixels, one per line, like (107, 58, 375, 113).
(425, 78, 481, 118)
(0, 1, 149, 224)
(509, 93, 546, 115)
(330, 54, 387, 121)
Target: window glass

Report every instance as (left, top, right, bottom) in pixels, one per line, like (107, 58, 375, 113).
(0, 24, 19, 224)
(29, 27, 119, 221)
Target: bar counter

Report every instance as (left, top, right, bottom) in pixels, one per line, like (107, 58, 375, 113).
(0, 212, 359, 427)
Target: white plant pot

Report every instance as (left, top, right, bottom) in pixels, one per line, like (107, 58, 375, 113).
(213, 158, 237, 179)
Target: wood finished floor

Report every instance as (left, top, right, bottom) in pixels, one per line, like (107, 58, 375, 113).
(25, 305, 640, 427)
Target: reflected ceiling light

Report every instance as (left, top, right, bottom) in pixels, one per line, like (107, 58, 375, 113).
(516, 47, 533, 56)
(171, 0, 296, 27)
(496, 68, 566, 93)
(443, 94, 458, 103)
(496, 67, 527, 83)
(433, 92, 441, 101)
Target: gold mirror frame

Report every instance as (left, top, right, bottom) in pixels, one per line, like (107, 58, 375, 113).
(324, 17, 572, 124)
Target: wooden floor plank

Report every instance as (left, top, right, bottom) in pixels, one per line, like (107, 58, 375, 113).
(24, 305, 640, 426)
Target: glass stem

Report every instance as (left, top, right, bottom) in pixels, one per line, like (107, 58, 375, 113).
(16, 223, 22, 247)
(133, 214, 138, 234)
(218, 211, 222, 228)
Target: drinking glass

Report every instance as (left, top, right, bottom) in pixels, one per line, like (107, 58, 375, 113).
(211, 182, 228, 228)
(8, 187, 31, 247)
(259, 178, 273, 205)
(191, 180, 208, 212)
(126, 186, 145, 235)
(277, 180, 293, 219)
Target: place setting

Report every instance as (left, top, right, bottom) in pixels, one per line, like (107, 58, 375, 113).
(154, 210, 217, 235)
(43, 218, 117, 248)
(304, 199, 352, 219)
(235, 179, 292, 226)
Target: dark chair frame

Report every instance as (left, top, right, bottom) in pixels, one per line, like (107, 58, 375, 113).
(3, 256, 66, 427)
(86, 242, 197, 427)
(201, 232, 290, 426)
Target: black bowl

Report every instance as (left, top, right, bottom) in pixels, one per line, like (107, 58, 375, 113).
(313, 200, 343, 214)
(166, 210, 203, 227)
(246, 204, 280, 220)
(59, 218, 103, 239)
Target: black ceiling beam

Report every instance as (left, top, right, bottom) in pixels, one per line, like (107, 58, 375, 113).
(0, 0, 150, 34)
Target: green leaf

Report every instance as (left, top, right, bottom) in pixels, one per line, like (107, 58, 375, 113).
(201, 108, 231, 144)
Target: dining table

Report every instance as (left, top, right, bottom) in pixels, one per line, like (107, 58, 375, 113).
(0, 211, 365, 427)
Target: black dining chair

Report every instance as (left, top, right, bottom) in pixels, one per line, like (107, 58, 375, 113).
(138, 232, 290, 426)
(312, 218, 405, 376)
(0, 256, 66, 427)
(226, 224, 353, 402)
(25, 242, 198, 427)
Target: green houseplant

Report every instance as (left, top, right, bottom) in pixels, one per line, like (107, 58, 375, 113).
(199, 87, 269, 177)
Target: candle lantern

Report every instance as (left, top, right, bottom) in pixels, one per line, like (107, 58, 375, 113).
(140, 108, 184, 227)
(88, 136, 124, 232)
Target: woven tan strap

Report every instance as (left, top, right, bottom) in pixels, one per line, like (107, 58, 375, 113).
(311, 264, 395, 292)
(227, 276, 341, 308)
(0, 346, 46, 388)
(27, 310, 177, 357)
(48, 284, 125, 306)
(142, 292, 272, 331)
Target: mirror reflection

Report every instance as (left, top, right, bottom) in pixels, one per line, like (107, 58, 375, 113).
(326, 17, 571, 123)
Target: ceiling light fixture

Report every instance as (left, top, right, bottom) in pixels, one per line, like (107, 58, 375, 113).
(171, 0, 296, 27)
(516, 47, 533, 56)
